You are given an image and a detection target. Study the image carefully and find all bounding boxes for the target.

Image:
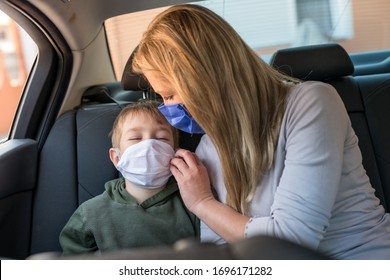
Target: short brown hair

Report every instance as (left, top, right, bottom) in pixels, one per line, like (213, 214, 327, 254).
(110, 101, 178, 148)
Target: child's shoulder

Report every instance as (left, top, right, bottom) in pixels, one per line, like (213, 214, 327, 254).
(79, 190, 110, 210)
(79, 178, 124, 209)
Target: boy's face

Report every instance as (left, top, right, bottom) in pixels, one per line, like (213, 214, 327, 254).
(110, 112, 174, 166)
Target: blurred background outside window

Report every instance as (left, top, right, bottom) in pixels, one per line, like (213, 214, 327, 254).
(106, 0, 390, 80)
(0, 10, 37, 140)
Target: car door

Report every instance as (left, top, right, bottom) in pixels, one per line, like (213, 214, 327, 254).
(0, 0, 72, 259)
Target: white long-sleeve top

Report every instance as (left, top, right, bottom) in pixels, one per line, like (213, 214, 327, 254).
(195, 81, 390, 259)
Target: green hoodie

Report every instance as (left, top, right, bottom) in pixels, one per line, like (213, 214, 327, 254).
(59, 177, 199, 255)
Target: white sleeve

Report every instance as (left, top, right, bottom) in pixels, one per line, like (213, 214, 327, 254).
(195, 135, 226, 244)
(245, 82, 349, 250)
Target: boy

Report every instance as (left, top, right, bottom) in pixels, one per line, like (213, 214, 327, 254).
(59, 102, 199, 255)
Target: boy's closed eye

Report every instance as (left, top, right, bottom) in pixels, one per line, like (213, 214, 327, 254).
(127, 136, 142, 141)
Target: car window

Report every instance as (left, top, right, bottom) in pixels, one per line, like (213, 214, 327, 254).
(105, 0, 390, 80)
(0, 10, 37, 141)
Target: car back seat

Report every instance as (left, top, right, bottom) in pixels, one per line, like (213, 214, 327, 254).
(270, 43, 390, 212)
(30, 91, 127, 254)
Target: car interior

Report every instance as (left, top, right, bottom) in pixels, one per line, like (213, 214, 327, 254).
(0, 0, 389, 260)
(21, 42, 390, 260)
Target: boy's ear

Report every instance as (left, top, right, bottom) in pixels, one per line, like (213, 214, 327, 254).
(109, 148, 120, 167)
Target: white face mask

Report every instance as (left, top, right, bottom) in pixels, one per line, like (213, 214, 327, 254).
(115, 139, 175, 189)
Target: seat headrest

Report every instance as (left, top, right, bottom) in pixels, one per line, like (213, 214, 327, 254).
(270, 44, 354, 81)
(121, 46, 149, 91)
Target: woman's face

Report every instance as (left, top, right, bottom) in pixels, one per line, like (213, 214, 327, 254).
(144, 70, 184, 105)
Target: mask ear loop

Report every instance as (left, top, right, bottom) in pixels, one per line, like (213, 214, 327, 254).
(114, 148, 121, 159)
(113, 148, 124, 179)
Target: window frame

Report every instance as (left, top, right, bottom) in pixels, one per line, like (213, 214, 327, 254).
(0, 0, 73, 147)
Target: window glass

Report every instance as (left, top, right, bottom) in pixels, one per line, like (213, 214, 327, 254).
(105, 7, 168, 82)
(0, 10, 37, 140)
(105, 0, 390, 80)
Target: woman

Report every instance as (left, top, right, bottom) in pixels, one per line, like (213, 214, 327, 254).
(131, 4, 390, 259)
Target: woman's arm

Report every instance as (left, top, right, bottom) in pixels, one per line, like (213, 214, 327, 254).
(170, 149, 249, 242)
(192, 195, 250, 242)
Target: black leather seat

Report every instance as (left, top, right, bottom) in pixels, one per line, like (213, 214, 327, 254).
(31, 100, 125, 254)
(28, 235, 328, 260)
(270, 43, 390, 211)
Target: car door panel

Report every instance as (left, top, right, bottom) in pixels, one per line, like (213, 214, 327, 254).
(0, 139, 38, 259)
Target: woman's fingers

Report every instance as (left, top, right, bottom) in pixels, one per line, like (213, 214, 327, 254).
(170, 163, 183, 180)
(173, 149, 199, 168)
(169, 150, 213, 212)
(170, 156, 189, 175)
(170, 149, 209, 187)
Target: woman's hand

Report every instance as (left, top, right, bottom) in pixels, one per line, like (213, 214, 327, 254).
(170, 149, 215, 214)
(171, 148, 249, 242)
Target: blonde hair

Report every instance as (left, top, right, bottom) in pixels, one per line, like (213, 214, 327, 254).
(132, 4, 297, 214)
(111, 101, 178, 149)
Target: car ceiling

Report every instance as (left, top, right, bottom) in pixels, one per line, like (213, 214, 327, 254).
(13, 0, 200, 115)
(27, 0, 196, 51)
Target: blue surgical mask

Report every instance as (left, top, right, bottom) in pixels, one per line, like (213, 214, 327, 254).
(158, 103, 205, 134)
